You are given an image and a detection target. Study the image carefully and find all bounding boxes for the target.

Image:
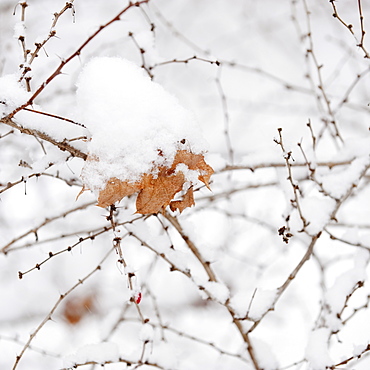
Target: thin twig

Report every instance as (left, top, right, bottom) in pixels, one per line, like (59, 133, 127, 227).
(0, 116, 88, 159)
(161, 212, 262, 370)
(7, 0, 151, 119)
(246, 232, 322, 333)
(330, 0, 370, 58)
(219, 159, 353, 173)
(23, 107, 87, 128)
(1, 201, 95, 254)
(302, 0, 343, 142)
(274, 128, 308, 231)
(12, 248, 113, 370)
(215, 66, 234, 165)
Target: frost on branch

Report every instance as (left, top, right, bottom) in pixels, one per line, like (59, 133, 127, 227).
(77, 57, 213, 214)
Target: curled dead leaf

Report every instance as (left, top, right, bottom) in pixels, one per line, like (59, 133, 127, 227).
(170, 187, 195, 213)
(173, 150, 214, 188)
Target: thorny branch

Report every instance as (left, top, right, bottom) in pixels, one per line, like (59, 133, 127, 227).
(17, 223, 116, 278)
(129, 224, 263, 369)
(22, 107, 87, 129)
(151, 55, 312, 95)
(1, 201, 94, 254)
(274, 128, 308, 231)
(292, 0, 343, 143)
(112, 227, 146, 323)
(325, 228, 370, 251)
(2, 1, 370, 369)
(162, 212, 262, 370)
(7, 0, 150, 119)
(60, 358, 165, 370)
(164, 212, 217, 282)
(215, 66, 234, 165)
(0, 116, 88, 160)
(16, 1, 76, 87)
(16, 214, 145, 277)
(12, 248, 113, 370)
(330, 0, 370, 59)
(328, 344, 370, 369)
(219, 159, 353, 173)
(306, 1, 343, 141)
(0, 334, 61, 359)
(245, 232, 322, 333)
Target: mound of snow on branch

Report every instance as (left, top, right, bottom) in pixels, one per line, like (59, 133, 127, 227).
(76, 57, 208, 195)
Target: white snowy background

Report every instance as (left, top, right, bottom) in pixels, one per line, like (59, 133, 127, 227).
(1, 0, 370, 369)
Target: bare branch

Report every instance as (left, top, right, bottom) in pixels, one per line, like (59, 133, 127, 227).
(12, 248, 113, 370)
(0, 116, 88, 159)
(7, 0, 151, 118)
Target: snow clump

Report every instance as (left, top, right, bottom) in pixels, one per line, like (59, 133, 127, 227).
(0, 74, 30, 117)
(76, 57, 208, 194)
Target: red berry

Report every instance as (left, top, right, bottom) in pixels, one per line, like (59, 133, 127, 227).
(135, 292, 142, 304)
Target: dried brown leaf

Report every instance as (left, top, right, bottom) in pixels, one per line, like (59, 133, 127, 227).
(136, 172, 185, 214)
(63, 293, 96, 325)
(91, 149, 213, 214)
(173, 150, 214, 188)
(97, 177, 142, 208)
(170, 187, 195, 213)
